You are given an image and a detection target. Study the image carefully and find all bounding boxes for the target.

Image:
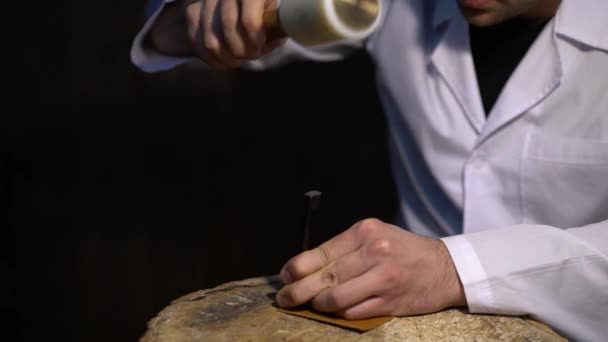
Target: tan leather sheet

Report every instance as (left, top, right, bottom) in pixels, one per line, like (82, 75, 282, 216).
(277, 307, 393, 332)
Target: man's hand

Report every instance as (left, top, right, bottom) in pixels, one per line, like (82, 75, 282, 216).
(148, 0, 285, 69)
(277, 218, 467, 319)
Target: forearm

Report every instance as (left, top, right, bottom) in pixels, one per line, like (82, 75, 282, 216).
(146, 1, 194, 57)
(131, 0, 360, 72)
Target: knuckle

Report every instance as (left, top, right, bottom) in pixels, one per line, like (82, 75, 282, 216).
(380, 266, 401, 284)
(316, 290, 341, 310)
(316, 245, 333, 266)
(241, 15, 259, 33)
(356, 218, 383, 236)
(221, 12, 238, 30)
(366, 239, 394, 257)
(230, 47, 246, 58)
(325, 291, 341, 308)
(321, 268, 339, 287)
(203, 37, 220, 54)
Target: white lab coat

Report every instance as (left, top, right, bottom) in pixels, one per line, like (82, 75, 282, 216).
(131, 0, 608, 340)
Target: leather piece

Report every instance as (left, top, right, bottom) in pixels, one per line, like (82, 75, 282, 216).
(277, 307, 393, 332)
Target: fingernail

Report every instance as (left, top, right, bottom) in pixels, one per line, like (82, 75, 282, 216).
(280, 268, 293, 284)
(276, 289, 290, 307)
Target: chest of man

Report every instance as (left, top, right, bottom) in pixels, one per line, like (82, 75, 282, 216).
(365, 0, 608, 233)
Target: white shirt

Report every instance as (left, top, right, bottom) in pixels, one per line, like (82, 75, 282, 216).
(131, 0, 608, 340)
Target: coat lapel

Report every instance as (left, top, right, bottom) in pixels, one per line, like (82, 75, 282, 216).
(476, 19, 563, 145)
(429, 0, 486, 134)
(429, 0, 564, 145)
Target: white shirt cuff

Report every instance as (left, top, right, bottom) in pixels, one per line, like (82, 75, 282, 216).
(130, 0, 196, 73)
(440, 234, 496, 313)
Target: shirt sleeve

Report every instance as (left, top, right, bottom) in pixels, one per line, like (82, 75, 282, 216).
(130, 1, 364, 73)
(441, 222, 608, 342)
(130, 0, 196, 73)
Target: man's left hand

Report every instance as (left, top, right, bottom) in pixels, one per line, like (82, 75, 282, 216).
(277, 218, 467, 319)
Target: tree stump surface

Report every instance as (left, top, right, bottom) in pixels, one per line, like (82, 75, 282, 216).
(141, 276, 566, 341)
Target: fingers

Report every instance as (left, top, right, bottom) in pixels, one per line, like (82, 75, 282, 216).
(220, 0, 269, 58)
(200, 0, 243, 68)
(275, 219, 461, 320)
(311, 264, 394, 313)
(279, 244, 355, 285)
(189, 0, 284, 68)
(199, 0, 227, 68)
(276, 266, 338, 308)
(280, 219, 384, 284)
(338, 296, 393, 320)
(241, 0, 267, 55)
(220, 0, 247, 57)
(277, 249, 374, 308)
(201, 0, 221, 55)
(197, 0, 272, 67)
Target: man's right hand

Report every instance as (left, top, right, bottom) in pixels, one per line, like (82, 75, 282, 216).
(148, 0, 285, 69)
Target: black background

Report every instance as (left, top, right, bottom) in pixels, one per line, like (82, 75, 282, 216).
(4, 1, 397, 340)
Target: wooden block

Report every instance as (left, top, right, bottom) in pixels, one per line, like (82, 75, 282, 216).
(141, 276, 567, 341)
